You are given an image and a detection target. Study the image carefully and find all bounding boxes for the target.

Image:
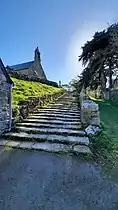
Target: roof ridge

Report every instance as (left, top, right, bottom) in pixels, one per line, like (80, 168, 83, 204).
(9, 61, 34, 71)
(10, 60, 34, 67)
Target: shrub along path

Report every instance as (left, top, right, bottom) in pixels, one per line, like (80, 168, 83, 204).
(1, 92, 91, 155)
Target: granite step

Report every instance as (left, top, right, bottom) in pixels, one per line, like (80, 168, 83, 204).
(34, 109, 80, 116)
(27, 116, 80, 121)
(45, 101, 75, 104)
(51, 100, 77, 103)
(51, 106, 78, 109)
(23, 119, 81, 125)
(57, 98, 76, 101)
(4, 132, 89, 145)
(16, 122, 82, 130)
(51, 102, 77, 105)
(40, 108, 80, 112)
(50, 101, 77, 104)
(50, 100, 77, 103)
(50, 103, 78, 107)
(31, 113, 80, 118)
(15, 126, 85, 136)
(0, 140, 91, 154)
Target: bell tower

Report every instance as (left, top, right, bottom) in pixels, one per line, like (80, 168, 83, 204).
(34, 47, 41, 62)
(33, 47, 47, 80)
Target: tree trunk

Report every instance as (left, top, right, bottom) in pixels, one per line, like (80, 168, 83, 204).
(101, 72, 108, 100)
(103, 91, 109, 100)
(95, 90, 97, 98)
(108, 59, 112, 100)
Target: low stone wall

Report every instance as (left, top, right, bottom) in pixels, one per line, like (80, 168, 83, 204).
(79, 90, 100, 127)
(12, 90, 65, 124)
(0, 70, 12, 135)
(0, 92, 9, 135)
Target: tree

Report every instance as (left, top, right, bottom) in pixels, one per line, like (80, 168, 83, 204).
(70, 77, 83, 93)
(79, 23, 118, 100)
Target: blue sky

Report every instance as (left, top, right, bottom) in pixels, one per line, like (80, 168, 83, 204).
(1, 0, 118, 83)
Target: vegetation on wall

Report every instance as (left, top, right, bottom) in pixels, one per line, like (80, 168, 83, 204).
(11, 77, 63, 107)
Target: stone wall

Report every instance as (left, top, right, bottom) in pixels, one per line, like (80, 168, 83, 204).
(79, 89, 100, 127)
(13, 67, 39, 79)
(14, 62, 47, 80)
(0, 69, 11, 135)
(32, 59, 47, 80)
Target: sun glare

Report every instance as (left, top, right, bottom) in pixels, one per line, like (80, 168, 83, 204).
(65, 22, 108, 80)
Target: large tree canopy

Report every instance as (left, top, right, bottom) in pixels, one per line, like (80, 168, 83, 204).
(78, 23, 118, 98)
(79, 30, 109, 65)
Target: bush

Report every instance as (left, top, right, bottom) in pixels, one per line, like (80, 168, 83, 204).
(18, 100, 28, 105)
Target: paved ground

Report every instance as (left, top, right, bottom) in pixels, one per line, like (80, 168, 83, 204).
(0, 149, 118, 210)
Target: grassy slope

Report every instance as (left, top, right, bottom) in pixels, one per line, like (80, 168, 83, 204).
(12, 77, 63, 107)
(89, 96, 118, 171)
(90, 97, 118, 141)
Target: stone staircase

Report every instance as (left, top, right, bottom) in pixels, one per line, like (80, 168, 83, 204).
(0, 93, 91, 154)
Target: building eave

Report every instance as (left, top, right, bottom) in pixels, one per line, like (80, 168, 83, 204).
(0, 58, 13, 85)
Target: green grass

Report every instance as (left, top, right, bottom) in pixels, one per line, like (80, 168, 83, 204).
(90, 96, 118, 141)
(89, 95, 118, 170)
(12, 77, 63, 107)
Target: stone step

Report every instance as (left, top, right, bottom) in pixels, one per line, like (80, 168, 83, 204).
(34, 111, 80, 116)
(0, 140, 91, 154)
(23, 119, 81, 125)
(58, 98, 76, 100)
(57, 99, 78, 105)
(15, 126, 85, 136)
(51, 104, 77, 108)
(50, 103, 78, 106)
(51, 105, 78, 109)
(41, 108, 80, 112)
(31, 113, 80, 119)
(4, 132, 89, 145)
(2, 94, 91, 156)
(27, 116, 80, 122)
(51, 101, 77, 104)
(52, 99, 77, 102)
(50, 100, 77, 103)
(48, 110, 80, 115)
(43, 107, 80, 113)
(50, 101, 77, 104)
(60, 98, 76, 100)
(16, 122, 82, 130)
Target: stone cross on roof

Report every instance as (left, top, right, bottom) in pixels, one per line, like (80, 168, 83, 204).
(34, 47, 41, 62)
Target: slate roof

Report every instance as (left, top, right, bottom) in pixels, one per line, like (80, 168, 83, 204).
(0, 59, 13, 84)
(10, 61, 34, 71)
